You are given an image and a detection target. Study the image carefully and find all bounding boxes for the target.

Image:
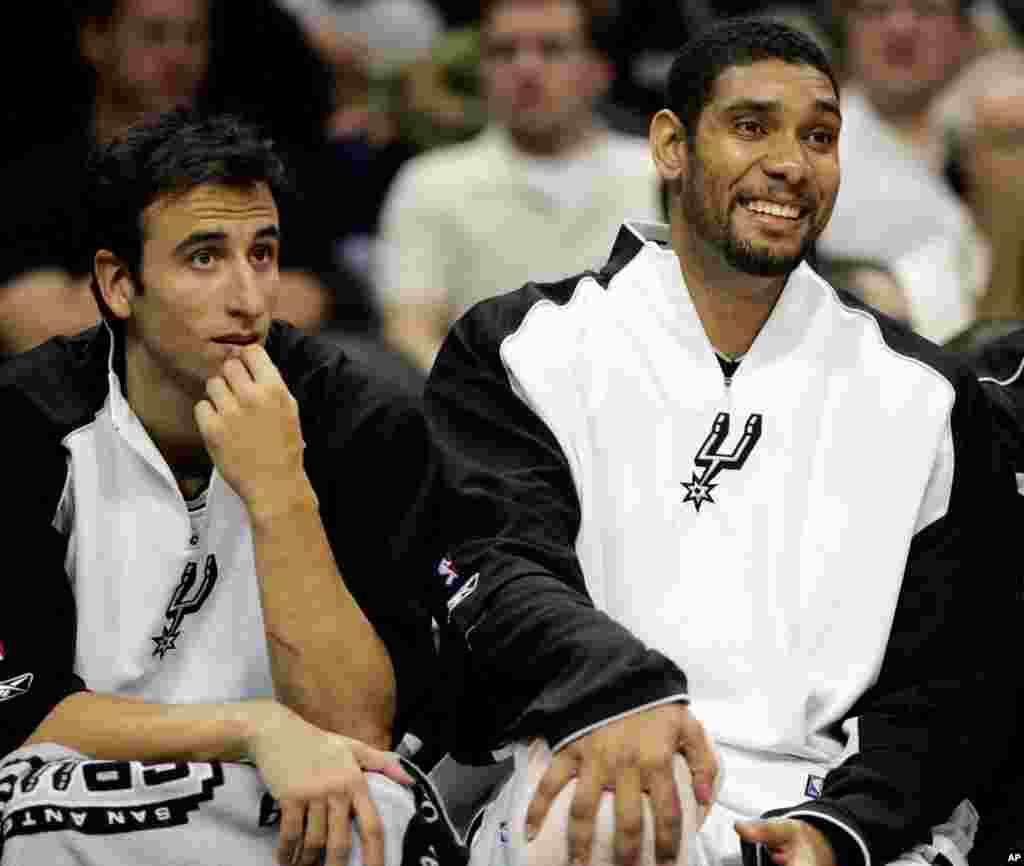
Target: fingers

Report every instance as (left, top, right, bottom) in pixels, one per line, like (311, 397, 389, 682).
(613, 767, 644, 866)
(346, 741, 414, 786)
(734, 818, 799, 847)
(352, 788, 387, 866)
(236, 342, 282, 384)
(567, 756, 603, 866)
(676, 710, 718, 807)
(645, 759, 683, 866)
(526, 750, 577, 843)
(297, 800, 328, 866)
(325, 795, 354, 866)
(204, 372, 239, 413)
(277, 801, 305, 866)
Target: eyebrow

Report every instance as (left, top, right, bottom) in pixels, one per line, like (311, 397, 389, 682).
(724, 98, 842, 122)
(173, 225, 281, 255)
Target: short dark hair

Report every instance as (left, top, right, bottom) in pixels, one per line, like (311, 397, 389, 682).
(665, 17, 839, 143)
(87, 109, 289, 324)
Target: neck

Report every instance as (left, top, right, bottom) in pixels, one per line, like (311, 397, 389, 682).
(124, 344, 211, 493)
(505, 116, 601, 158)
(670, 216, 787, 357)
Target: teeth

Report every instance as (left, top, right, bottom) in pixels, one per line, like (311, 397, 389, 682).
(745, 200, 801, 219)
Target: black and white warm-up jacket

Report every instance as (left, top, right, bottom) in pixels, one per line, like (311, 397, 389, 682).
(0, 321, 443, 761)
(424, 222, 1020, 865)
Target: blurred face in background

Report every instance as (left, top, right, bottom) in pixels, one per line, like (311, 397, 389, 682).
(481, 0, 610, 152)
(844, 0, 975, 116)
(83, 0, 210, 117)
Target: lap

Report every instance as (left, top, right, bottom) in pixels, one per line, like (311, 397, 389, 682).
(0, 742, 466, 866)
(467, 741, 979, 866)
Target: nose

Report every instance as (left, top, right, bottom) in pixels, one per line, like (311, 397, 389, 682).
(760, 135, 811, 187)
(883, 6, 920, 33)
(227, 262, 271, 320)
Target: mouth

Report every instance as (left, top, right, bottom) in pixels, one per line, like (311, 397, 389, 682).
(739, 198, 807, 221)
(213, 334, 261, 346)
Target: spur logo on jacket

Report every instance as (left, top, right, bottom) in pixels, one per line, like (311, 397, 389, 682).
(151, 555, 219, 658)
(681, 412, 763, 512)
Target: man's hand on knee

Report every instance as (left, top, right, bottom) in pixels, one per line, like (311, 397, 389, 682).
(245, 702, 413, 866)
(524, 703, 718, 866)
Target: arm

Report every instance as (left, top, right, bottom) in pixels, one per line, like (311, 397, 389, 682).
(424, 295, 691, 756)
(375, 158, 454, 372)
(425, 296, 717, 865)
(752, 369, 1021, 865)
(304, 374, 446, 763)
(23, 691, 411, 866)
(196, 345, 399, 748)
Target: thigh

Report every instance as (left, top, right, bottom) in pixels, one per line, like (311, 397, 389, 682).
(1, 743, 466, 866)
(468, 740, 707, 866)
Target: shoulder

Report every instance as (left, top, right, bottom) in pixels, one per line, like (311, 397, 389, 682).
(444, 220, 655, 363)
(819, 273, 975, 396)
(450, 270, 601, 360)
(0, 327, 108, 434)
(268, 321, 424, 435)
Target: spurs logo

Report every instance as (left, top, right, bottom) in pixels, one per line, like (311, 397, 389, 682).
(151, 555, 219, 658)
(681, 412, 762, 512)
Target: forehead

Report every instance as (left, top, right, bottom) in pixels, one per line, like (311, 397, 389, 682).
(117, 0, 208, 24)
(485, 0, 584, 38)
(707, 59, 838, 115)
(142, 183, 279, 244)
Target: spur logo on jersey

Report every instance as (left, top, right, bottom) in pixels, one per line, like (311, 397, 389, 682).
(681, 412, 763, 512)
(152, 554, 219, 658)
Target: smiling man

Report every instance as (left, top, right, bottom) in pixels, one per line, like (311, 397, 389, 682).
(0, 111, 460, 866)
(424, 17, 1018, 866)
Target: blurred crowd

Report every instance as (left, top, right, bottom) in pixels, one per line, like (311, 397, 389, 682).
(3, 0, 1024, 376)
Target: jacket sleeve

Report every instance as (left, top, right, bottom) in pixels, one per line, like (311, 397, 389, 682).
(424, 297, 688, 762)
(304, 366, 445, 753)
(768, 367, 1022, 865)
(0, 388, 85, 759)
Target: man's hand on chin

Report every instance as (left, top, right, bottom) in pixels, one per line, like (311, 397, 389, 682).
(734, 818, 837, 866)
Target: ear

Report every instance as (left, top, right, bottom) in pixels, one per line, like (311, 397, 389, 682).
(94, 250, 136, 322)
(79, 15, 110, 68)
(650, 109, 689, 184)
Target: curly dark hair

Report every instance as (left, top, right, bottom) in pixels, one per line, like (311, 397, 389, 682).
(665, 17, 839, 145)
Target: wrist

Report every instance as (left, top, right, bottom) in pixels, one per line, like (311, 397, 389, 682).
(234, 698, 288, 762)
(244, 474, 319, 528)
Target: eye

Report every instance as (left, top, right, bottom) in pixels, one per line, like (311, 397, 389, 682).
(806, 128, 837, 149)
(735, 119, 765, 137)
(190, 249, 216, 268)
(251, 244, 277, 266)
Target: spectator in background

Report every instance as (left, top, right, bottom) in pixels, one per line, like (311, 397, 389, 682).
(816, 0, 986, 343)
(374, 0, 661, 371)
(0, 0, 375, 359)
(939, 49, 1024, 351)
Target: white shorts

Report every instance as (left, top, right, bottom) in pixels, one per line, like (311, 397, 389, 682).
(0, 742, 467, 866)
